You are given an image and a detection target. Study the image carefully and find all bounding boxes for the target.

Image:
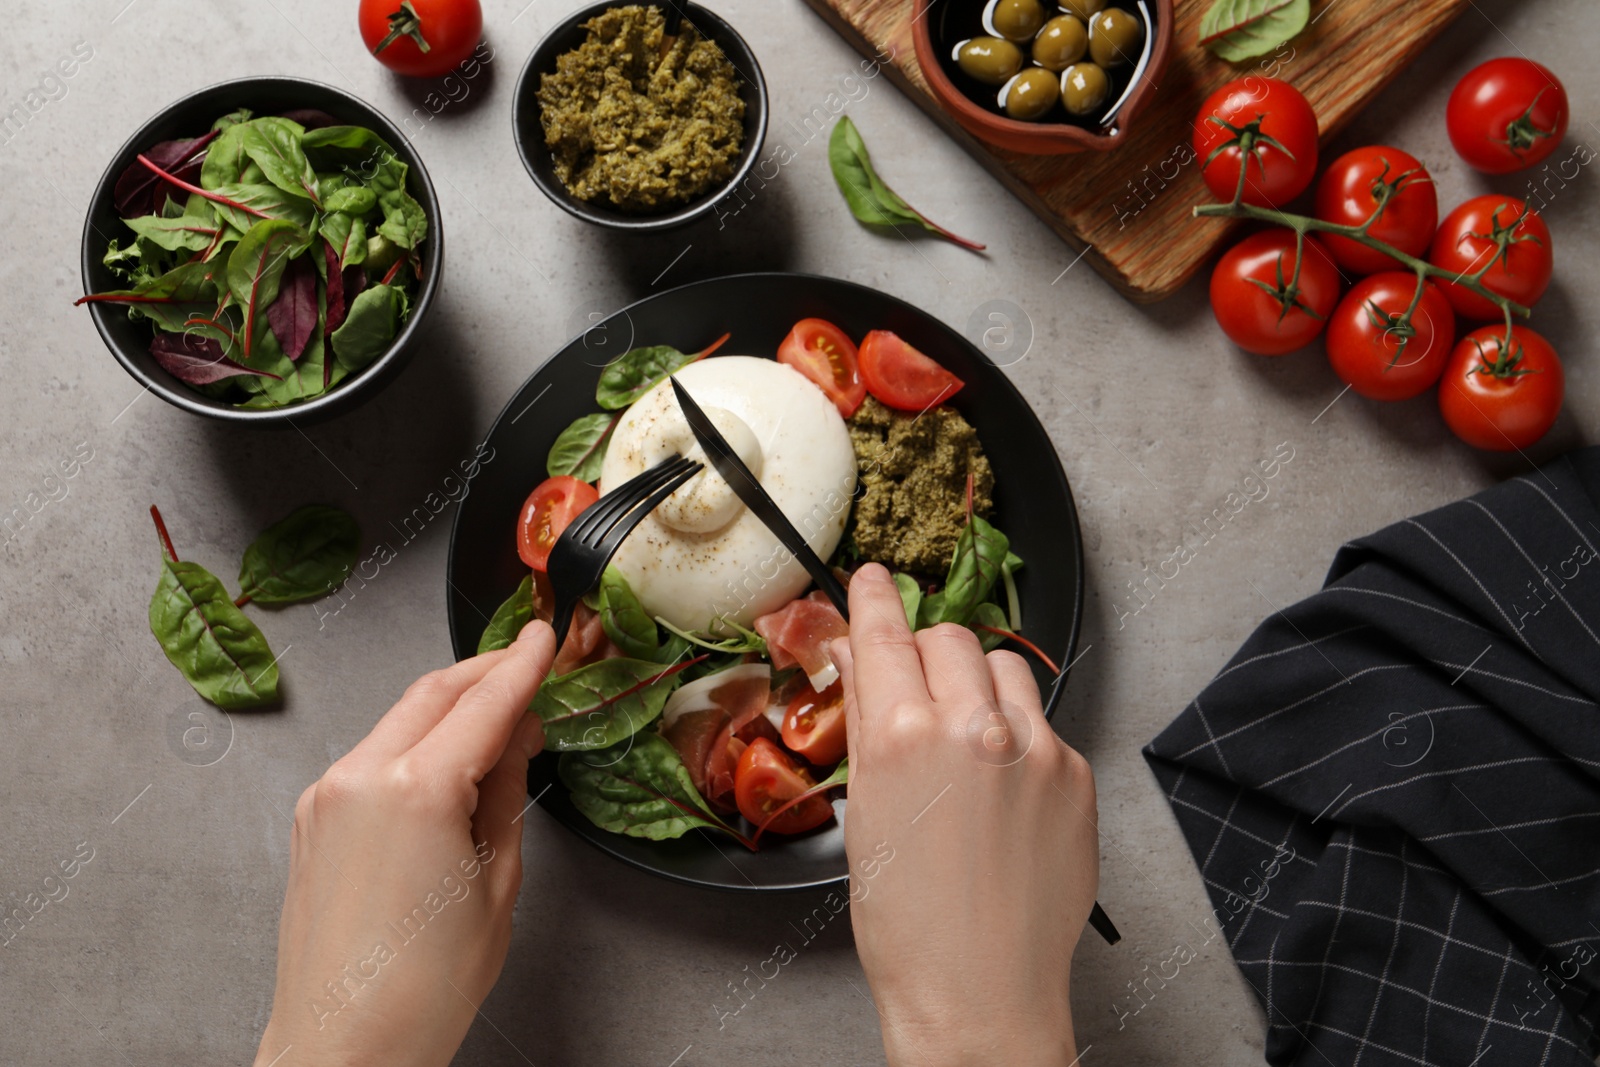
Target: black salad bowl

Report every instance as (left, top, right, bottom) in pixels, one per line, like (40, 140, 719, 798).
(80, 76, 443, 425)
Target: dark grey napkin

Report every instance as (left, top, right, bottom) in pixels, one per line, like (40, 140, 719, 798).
(1145, 447, 1600, 1067)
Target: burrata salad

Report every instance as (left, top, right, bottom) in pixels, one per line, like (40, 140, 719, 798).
(477, 318, 1053, 848)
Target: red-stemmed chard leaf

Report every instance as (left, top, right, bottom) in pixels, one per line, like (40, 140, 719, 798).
(150, 333, 282, 386)
(268, 255, 318, 362)
(114, 130, 220, 217)
(323, 241, 347, 337)
(278, 108, 341, 130)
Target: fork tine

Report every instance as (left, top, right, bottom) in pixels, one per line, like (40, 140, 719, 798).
(593, 461, 703, 557)
(574, 456, 698, 548)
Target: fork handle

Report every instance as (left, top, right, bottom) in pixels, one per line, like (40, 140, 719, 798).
(550, 598, 576, 651)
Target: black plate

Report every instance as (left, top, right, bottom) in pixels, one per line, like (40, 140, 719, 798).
(446, 272, 1084, 891)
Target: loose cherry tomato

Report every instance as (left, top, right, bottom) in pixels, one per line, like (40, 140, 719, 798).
(1439, 325, 1563, 451)
(776, 318, 867, 417)
(1325, 274, 1455, 401)
(733, 738, 834, 835)
(359, 0, 483, 79)
(1447, 58, 1569, 175)
(1428, 195, 1552, 321)
(1209, 230, 1342, 356)
(858, 330, 964, 411)
(1312, 146, 1438, 275)
(517, 475, 598, 571)
(781, 680, 848, 766)
(1194, 78, 1319, 208)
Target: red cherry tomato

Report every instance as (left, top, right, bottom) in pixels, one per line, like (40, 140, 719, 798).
(1325, 274, 1455, 401)
(517, 475, 599, 571)
(1209, 230, 1342, 356)
(1428, 196, 1552, 321)
(780, 680, 848, 766)
(733, 738, 834, 835)
(359, 0, 483, 79)
(1447, 58, 1569, 175)
(776, 318, 867, 417)
(1194, 78, 1319, 208)
(1438, 325, 1563, 451)
(1312, 146, 1438, 275)
(857, 330, 964, 411)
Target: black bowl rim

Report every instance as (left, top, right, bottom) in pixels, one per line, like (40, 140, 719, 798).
(511, 0, 771, 232)
(80, 75, 444, 424)
(445, 270, 1087, 893)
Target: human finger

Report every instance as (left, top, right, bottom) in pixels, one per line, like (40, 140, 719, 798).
(845, 563, 931, 716)
(913, 622, 995, 716)
(347, 650, 512, 763)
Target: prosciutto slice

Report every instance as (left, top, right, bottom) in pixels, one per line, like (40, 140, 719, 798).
(659, 664, 772, 808)
(754, 591, 850, 691)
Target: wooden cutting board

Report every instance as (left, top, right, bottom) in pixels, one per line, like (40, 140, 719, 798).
(800, 0, 1470, 301)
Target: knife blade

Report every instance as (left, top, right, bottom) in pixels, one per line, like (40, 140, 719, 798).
(669, 376, 849, 620)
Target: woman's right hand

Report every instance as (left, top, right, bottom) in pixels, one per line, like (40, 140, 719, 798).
(834, 563, 1100, 1067)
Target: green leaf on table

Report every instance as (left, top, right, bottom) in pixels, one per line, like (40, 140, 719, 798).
(1199, 0, 1309, 61)
(595, 345, 696, 410)
(598, 566, 660, 660)
(478, 575, 536, 654)
(892, 572, 922, 630)
(324, 185, 376, 216)
(330, 283, 400, 372)
(238, 117, 321, 205)
(827, 115, 984, 251)
(227, 219, 311, 360)
(237, 505, 360, 605)
(917, 514, 1010, 629)
(533, 656, 699, 751)
(558, 732, 740, 842)
(547, 411, 619, 479)
(149, 555, 279, 710)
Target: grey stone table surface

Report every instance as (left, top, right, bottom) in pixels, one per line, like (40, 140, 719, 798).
(1, 0, 1593, 1063)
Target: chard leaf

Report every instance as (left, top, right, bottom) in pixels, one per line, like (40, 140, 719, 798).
(227, 220, 311, 361)
(267, 254, 318, 361)
(533, 657, 699, 751)
(149, 332, 278, 387)
(828, 116, 984, 251)
(1200, 0, 1310, 61)
(595, 345, 695, 409)
(329, 283, 400, 372)
(149, 532, 280, 710)
(238, 117, 320, 205)
(123, 210, 224, 253)
(546, 411, 619, 480)
(115, 130, 218, 217)
(598, 567, 659, 660)
(917, 514, 1010, 629)
(971, 600, 1008, 652)
(202, 124, 252, 189)
(238, 505, 360, 605)
(558, 733, 739, 841)
(893, 572, 922, 629)
(205, 183, 317, 232)
(324, 186, 376, 215)
(319, 211, 367, 268)
(478, 575, 536, 654)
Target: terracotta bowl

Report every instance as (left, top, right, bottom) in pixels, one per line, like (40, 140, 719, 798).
(913, 0, 1173, 155)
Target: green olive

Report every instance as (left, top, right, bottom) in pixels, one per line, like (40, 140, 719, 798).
(1057, 0, 1106, 21)
(1088, 8, 1143, 67)
(990, 0, 1046, 41)
(956, 36, 1025, 86)
(1004, 67, 1059, 121)
(1032, 15, 1087, 71)
(1060, 61, 1110, 116)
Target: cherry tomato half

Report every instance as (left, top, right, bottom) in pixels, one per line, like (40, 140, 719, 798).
(1209, 230, 1342, 356)
(359, 0, 483, 79)
(517, 475, 599, 571)
(734, 737, 834, 835)
(858, 330, 964, 411)
(1313, 146, 1438, 275)
(1439, 325, 1563, 451)
(777, 318, 867, 417)
(1325, 274, 1455, 401)
(1447, 58, 1570, 175)
(1194, 78, 1319, 208)
(781, 680, 848, 766)
(1428, 195, 1552, 321)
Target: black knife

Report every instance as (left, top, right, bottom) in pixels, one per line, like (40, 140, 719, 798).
(668, 376, 849, 620)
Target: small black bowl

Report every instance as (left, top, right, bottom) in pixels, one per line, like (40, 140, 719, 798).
(80, 76, 444, 425)
(512, 1, 769, 231)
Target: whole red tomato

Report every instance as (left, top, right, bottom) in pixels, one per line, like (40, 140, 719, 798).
(1313, 146, 1438, 274)
(1325, 274, 1455, 401)
(360, 0, 483, 78)
(1194, 78, 1319, 208)
(1438, 325, 1563, 450)
(1428, 195, 1552, 320)
(1447, 58, 1569, 175)
(1210, 230, 1342, 356)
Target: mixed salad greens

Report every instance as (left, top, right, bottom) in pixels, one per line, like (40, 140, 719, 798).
(78, 108, 427, 408)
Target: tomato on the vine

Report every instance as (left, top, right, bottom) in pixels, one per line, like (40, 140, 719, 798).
(1194, 78, 1319, 208)
(1209, 230, 1341, 356)
(1325, 274, 1455, 401)
(1312, 146, 1438, 275)
(1447, 58, 1569, 175)
(733, 738, 834, 835)
(1438, 325, 1563, 451)
(517, 475, 598, 571)
(777, 318, 866, 417)
(1428, 195, 1552, 320)
(359, 0, 483, 79)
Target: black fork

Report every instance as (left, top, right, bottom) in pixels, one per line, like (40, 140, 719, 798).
(545, 455, 703, 647)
